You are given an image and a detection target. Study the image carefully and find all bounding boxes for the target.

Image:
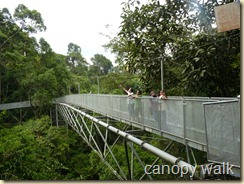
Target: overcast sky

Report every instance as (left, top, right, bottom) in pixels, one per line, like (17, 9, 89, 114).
(1, 0, 125, 64)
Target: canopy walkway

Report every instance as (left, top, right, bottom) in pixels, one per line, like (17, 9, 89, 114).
(0, 94, 240, 180)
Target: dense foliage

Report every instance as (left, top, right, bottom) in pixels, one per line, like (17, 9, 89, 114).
(0, 116, 103, 180)
(0, 116, 207, 180)
(105, 0, 240, 96)
(0, 0, 240, 180)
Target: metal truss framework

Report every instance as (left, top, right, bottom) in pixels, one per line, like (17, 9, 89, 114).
(56, 102, 198, 180)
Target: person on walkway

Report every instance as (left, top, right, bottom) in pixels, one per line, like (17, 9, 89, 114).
(120, 85, 135, 120)
(134, 89, 143, 123)
(158, 90, 167, 100)
(149, 90, 158, 120)
(157, 90, 167, 130)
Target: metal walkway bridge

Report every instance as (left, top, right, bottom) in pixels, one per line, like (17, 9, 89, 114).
(0, 94, 240, 180)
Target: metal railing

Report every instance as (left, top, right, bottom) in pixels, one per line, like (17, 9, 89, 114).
(203, 100, 240, 168)
(55, 94, 239, 154)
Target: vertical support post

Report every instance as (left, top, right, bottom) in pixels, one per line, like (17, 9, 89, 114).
(141, 99, 144, 126)
(131, 126, 134, 180)
(158, 101, 162, 131)
(183, 99, 191, 165)
(124, 139, 131, 180)
(50, 108, 52, 126)
(160, 59, 164, 90)
(66, 111, 69, 135)
(56, 104, 59, 127)
(103, 118, 109, 156)
(97, 76, 100, 94)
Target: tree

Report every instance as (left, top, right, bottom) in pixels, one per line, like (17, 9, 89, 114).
(0, 5, 45, 103)
(66, 43, 88, 74)
(0, 5, 73, 118)
(20, 38, 73, 117)
(89, 54, 113, 76)
(178, 30, 240, 96)
(105, 0, 240, 96)
(98, 72, 142, 94)
(106, 0, 192, 92)
(13, 4, 46, 33)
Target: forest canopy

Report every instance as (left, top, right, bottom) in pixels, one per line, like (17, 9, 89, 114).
(105, 0, 240, 96)
(0, 0, 240, 180)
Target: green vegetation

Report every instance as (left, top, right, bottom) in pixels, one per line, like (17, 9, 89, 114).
(0, 116, 99, 180)
(0, 116, 207, 180)
(105, 0, 240, 96)
(0, 0, 240, 180)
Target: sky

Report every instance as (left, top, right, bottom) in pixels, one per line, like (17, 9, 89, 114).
(1, 0, 125, 64)
(2, 0, 241, 65)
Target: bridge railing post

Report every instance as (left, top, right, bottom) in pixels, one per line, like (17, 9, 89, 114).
(182, 98, 191, 165)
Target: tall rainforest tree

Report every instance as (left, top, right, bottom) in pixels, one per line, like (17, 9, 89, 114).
(20, 38, 72, 117)
(0, 5, 72, 117)
(0, 5, 46, 104)
(66, 43, 88, 75)
(89, 54, 113, 76)
(106, 0, 240, 96)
